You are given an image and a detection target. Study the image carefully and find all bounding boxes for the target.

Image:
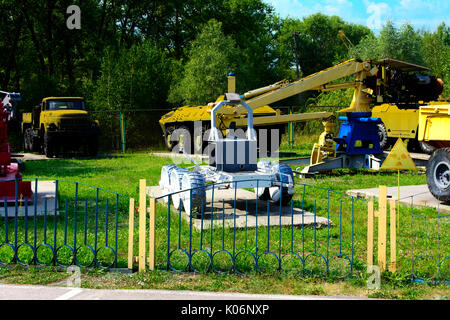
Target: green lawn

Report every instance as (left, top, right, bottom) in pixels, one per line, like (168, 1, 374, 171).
(0, 141, 448, 299)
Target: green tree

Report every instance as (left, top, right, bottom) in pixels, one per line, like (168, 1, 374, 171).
(357, 21, 423, 64)
(276, 14, 372, 78)
(93, 42, 175, 111)
(272, 13, 372, 107)
(168, 19, 238, 105)
(421, 23, 450, 97)
(92, 41, 176, 148)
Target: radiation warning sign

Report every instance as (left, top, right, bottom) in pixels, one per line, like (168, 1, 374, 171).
(380, 138, 416, 170)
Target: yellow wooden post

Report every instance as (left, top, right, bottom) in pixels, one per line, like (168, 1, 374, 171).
(389, 199, 397, 272)
(367, 200, 374, 268)
(148, 197, 156, 270)
(138, 179, 147, 273)
(128, 198, 135, 270)
(378, 185, 387, 271)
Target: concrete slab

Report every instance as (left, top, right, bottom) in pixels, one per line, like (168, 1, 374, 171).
(347, 184, 450, 213)
(0, 181, 57, 217)
(147, 186, 332, 230)
(20, 153, 49, 161)
(19, 153, 121, 161)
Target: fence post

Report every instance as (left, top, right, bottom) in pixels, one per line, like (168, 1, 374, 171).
(367, 200, 374, 268)
(389, 199, 397, 272)
(290, 106, 294, 148)
(138, 179, 147, 273)
(377, 185, 387, 271)
(128, 197, 135, 271)
(120, 111, 126, 153)
(148, 197, 156, 270)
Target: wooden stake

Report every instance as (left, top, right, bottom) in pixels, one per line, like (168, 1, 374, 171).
(389, 199, 397, 272)
(378, 185, 387, 271)
(397, 169, 400, 234)
(367, 200, 374, 268)
(138, 179, 146, 273)
(128, 198, 135, 270)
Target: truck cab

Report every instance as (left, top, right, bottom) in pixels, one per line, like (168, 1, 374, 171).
(22, 97, 100, 157)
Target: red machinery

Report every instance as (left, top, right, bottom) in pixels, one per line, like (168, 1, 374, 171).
(0, 91, 32, 203)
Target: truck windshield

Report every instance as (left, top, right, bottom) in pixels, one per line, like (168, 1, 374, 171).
(47, 100, 85, 110)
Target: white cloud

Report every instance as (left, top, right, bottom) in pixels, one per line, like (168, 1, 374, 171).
(266, 0, 449, 32)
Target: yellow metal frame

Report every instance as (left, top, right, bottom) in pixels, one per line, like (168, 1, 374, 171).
(418, 104, 450, 142)
(371, 104, 419, 139)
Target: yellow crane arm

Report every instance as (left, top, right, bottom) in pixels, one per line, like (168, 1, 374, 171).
(224, 59, 372, 115)
(233, 111, 334, 127)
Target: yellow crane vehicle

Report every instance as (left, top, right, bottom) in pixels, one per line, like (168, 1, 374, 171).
(299, 58, 446, 174)
(418, 104, 450, 201)
(22, 97, 101, 157)
(160, 57, 444, 160)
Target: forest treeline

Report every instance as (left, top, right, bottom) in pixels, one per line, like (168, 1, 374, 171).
(1, 0, 449, 148)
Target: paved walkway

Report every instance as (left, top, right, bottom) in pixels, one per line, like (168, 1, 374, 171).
(0, 284, 372, 300)
(347, 184, 450, 213)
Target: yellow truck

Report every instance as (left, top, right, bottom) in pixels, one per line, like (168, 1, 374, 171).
(418, 104, 450, 201)
(370, 60, 445, 154)
(22, 97, 101, 157)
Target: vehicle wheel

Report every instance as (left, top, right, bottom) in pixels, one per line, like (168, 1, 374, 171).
(256, 188, 270, 200)
(169, 167, 189, 210)
(176, 125, 192, 154)
(193, 124, 209, 155)
(23, 130, 30, 152)
(254, 160, 273, 200)
(377, 123, 389, 150)
(426, 148, 450, 202)
(167, 125, 192, 154)
(408, 138, 435, 154)
(269, 164, 294, 205)
(53, 142, 60, 158)
(30, 135, 39, 152)
(181, 171, 206, 215)
(418, 141, 435, 155)
(88, 138, 99, 156)
(164, 126, 176, 151)
(43, 132, 54, 158)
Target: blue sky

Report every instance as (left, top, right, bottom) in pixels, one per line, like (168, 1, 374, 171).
(265, 0, 449, 32)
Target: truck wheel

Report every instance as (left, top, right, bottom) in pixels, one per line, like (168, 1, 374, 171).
(418, 141, 435, 155)
(43, 132, 54, 158)
(377, 123, 389, 150)
(164, 126, 176, 151)
(426, 148, 450, 202)
(170, 125, 192, 154)
(181, 171, 206, 215)
(23, 130, 31, 152)
(269, 164, 294, 205)
(88, 139, 99, 156)
(408, 136, 435, 155)
(193, 124, 209, 155)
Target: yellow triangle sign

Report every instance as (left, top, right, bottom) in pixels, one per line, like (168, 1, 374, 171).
(381, 138, 416, 170)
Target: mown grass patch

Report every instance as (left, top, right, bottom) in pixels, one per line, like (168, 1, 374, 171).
(0, 146, 447, 299)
